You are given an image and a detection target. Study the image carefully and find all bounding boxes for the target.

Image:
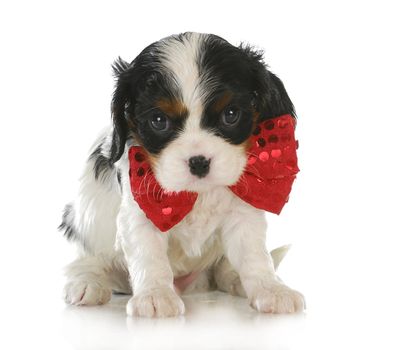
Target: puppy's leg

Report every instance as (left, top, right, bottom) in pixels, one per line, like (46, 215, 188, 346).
(214, 257, 246, 297)
(64, 255, 113, 306)
(221, 203, 304, 314)
(214, 245, 291, 297)
(117, 202, 184, 318)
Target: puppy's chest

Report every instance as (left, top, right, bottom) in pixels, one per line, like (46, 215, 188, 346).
(170, 187, 235, 255)
(186, 187, 234, 229)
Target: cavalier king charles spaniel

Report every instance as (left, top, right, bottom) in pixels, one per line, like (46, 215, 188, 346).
(60, 32, 305, 317)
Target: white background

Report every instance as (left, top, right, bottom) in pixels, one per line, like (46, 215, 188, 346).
(1, 0, 414, 349)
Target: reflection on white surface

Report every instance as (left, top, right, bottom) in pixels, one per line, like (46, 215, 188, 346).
(61, 291, 306, 350)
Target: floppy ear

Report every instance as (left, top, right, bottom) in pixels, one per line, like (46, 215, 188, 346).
(109, 57, 132, 165)
(257, 71, 296, 121)
(240, 45, 296, 122)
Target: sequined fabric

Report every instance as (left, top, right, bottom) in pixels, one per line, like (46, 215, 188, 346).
(229, 114, 299, 215)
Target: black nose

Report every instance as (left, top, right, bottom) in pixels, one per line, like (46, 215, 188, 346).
(188, 155, 210, 178)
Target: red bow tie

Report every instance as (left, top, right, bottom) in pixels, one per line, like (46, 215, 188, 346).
(128, 114, 299, 232)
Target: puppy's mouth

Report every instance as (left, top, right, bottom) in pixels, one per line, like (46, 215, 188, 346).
(182, 175, 214, 193)
(154, 163, 225, 194)
(157, 167, 242, 194)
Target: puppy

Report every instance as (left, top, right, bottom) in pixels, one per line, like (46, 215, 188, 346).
(60, 32, 304, 317)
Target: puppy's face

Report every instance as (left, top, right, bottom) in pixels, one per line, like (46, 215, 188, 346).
(110, 33, 295, 193)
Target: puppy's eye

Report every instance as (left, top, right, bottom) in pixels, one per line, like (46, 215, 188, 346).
(221, 106, 241, 126)
(150, 114, 170, 132)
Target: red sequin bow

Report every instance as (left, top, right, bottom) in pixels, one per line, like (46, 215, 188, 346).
(128, 114, 299, 232)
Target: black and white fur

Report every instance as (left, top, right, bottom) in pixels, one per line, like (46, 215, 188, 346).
(60, 32, 304, 317)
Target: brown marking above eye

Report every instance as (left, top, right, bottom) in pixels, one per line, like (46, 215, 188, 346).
(156, 99, 188, 118)
(212, 91, 233, 113)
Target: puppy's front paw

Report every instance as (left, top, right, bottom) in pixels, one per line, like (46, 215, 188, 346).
(127, 287, 185, 318)
(64, 281, 112, 306)
(249, 284, 305, 314)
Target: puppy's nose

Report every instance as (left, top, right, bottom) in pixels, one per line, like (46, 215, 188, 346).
(188, 155, 210, 178)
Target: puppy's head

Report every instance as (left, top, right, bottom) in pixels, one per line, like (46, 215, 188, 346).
(110, 33, 295, 193)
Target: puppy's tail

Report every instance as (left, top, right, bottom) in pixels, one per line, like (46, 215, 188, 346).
(270, 244, 291, 271)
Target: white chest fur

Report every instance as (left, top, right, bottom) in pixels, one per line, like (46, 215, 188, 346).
(167, 187, 237, 275)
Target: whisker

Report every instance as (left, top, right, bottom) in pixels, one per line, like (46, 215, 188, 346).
(236, 173, 250, 196)
(156, 187, 164, 202)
